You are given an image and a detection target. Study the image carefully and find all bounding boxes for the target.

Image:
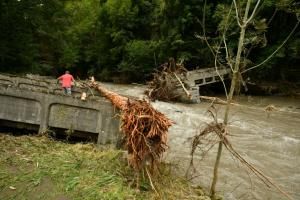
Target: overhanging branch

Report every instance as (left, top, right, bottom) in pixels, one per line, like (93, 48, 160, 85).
(242, 19, 300, 74)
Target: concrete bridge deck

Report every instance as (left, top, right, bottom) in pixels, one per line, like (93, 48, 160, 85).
(186, 67, 231, 87)
(0, 74, 120, 145)
(185, 67, 231, 102)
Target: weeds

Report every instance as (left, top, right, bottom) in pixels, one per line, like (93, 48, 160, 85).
(0, 134, 208, 200)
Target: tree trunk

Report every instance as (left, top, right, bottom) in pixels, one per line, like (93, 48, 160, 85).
(210, 0, 251, 198)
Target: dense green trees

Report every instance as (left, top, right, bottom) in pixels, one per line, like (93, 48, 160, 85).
(0, 0, 299, 82)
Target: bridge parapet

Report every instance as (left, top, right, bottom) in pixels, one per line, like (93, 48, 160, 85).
(0, 74, 120, 145)
(0, 74, 103, 99)
(185, 67, 231, 102)
(186, 67, 231, 87)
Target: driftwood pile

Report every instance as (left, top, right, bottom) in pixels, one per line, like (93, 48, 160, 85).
(145, 58, 191, 102)
(89, 78, 173, 173)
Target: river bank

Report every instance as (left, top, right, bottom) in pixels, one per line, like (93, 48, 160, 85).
(0, 133, 211, 200)
(99, 82, 300, 200)
(1, 81, 299, 200)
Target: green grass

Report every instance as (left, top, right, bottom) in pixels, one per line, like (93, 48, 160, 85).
(0, 134, 210, 200)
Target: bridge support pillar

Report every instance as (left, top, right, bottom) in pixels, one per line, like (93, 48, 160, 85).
(39, 99, 50, 134)
(189, 86, 201, 103)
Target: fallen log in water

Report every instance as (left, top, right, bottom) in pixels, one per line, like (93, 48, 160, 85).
(89, 78, 173, 173)
(199, 95, 228, 105)
(199, 95, 240, 106)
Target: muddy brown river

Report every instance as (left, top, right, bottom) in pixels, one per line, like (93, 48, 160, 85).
(103, 83, 300, 200)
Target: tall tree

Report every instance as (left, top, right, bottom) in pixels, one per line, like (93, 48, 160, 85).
(197, 0, 299, 198)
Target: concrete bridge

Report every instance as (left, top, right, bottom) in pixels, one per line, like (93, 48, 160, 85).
(186, 67, 231, 101)
(186, 67, 231, 87)
(0, 67, 231, 142)
(0, 74, 120, 145)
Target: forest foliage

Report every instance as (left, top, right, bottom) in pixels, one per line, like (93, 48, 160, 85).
(0, 0, 299, 82)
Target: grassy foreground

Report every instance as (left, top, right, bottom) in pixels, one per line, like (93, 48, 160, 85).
(0, 134, 210, 200)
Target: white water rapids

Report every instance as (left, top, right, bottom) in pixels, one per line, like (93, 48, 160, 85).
(102, 83, 300, 200)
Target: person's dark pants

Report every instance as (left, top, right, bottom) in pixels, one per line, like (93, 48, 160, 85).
(63, 87, 72, 95)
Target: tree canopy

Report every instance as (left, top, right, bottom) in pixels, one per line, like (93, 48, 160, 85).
(0, 0, 299, 82)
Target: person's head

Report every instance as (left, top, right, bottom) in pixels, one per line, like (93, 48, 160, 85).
(65, 70, 70, 74)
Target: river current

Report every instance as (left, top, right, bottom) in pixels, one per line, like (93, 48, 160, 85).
(102, 83, 300, 200)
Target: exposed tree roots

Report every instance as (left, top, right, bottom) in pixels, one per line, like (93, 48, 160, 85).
(145, 58, 190, 102)
(121, 100, 172, 171)
(89, 78, 173, 174)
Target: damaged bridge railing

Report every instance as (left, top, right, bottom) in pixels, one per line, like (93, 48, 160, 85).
(0, 74, 120, 144)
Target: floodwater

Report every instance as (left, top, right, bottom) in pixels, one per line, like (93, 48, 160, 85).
(102, 83, 300, 200)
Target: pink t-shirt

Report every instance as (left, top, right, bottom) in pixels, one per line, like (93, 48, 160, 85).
(58, 74, 74, 87)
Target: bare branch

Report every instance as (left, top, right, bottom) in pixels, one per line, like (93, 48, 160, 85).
(195, 2, 231, 99)
(146, 166, 160, 197)
(242, 20, 300, 74)
(195, 0, 219, 65)
(223, 34, 234, 72)
(202, 0, 207, 41)
(214, 54, 229, 98)
(246, 0, 262, 24)
(213, 2, 235, 99)
(243, 0, 252, 24)
(233, 0, 243, 27)
(220, 2, 234, 72)
(173, 72, 191, 98)
(190, 108, 294, 200)
(267, 8, 278, 25)
(195, 0, 220, 61)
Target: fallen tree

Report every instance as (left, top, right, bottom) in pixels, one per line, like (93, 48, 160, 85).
(145, 58, 191, 102)
(199, 95, 241, 106)
(89, 77, 173, 175)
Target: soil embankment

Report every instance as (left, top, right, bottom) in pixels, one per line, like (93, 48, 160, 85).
(0, 134, 210, 200)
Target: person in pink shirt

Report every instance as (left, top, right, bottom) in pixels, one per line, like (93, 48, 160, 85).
(57, 71, 75, 95)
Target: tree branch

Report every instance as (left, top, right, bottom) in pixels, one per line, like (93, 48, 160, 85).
(214, 54, 229, 98)
(246, 0, 261, 24)
(233, 0, 243, 27)
(242, 19, 300, 74)
(173, 72, 191, 98)
(213, 3, 235, 99)
(267, 8, 278, 25)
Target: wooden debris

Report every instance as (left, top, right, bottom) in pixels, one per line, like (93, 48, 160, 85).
(265, 104, 277, 118)
(89, 78, 173, 173)
(265, 104, 277, 112)
(199, 95, 240, 106)
(199, 95, 228, 105)
(189, 106, 293, 200)
(80, 92, 87, 100)
(145, 58, 191, 102)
